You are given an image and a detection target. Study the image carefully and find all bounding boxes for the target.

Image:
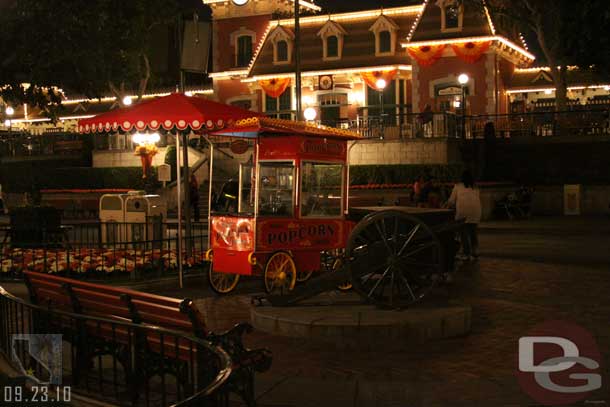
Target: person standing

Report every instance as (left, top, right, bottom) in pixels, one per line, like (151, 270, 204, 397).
(447, 170, 481, 260)
(189, 174, 200, 222)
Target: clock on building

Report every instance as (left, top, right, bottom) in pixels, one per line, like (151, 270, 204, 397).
(318, 75, 334, 90)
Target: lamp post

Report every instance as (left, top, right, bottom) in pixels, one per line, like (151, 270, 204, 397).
(303, 107, 317, 122)
(458, 73, 469, 139)
(2, 106, 14, 155)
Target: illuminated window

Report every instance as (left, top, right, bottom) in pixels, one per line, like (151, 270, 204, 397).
(258, 162, 294, 217)
(439, 0, 463, 32)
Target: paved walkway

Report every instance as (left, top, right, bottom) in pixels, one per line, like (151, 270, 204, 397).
(194, 255, 610, 406)
(2, 215, 609, 406)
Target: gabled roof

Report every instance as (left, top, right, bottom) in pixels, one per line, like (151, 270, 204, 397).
(409, 0, 494, 42)
(248, 6, 420, 78)
(508, 68, 610, 90)
(317, 20, 347, 37)
(268, 25, 294, 42)
(369, 14, 400, 32)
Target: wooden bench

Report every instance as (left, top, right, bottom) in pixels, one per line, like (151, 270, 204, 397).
(23, 271, 271, 406)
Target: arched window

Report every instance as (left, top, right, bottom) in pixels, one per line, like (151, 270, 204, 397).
(444, 5, 460, 29)
(379, 31, 391, 53)
(326, 35, 339, 58)
(236, 35, 253, 67)
(277, 40, 288, 62)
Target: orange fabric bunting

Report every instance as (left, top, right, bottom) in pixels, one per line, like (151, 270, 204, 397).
(407, 44, 446, 67)
(451, 41, 492, 63)
(360, 70, 398, 91)
(259, 78, 291, 98)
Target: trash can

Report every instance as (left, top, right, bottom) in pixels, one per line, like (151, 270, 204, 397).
(564, 184, 581, 215)
(124, 192, 167, 244)
(99, 193, 130, 244)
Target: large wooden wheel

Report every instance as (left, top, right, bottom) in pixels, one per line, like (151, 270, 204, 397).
(208, 263, 240, 294)
(264, 251, 297, 294)
(331, 258, 352, 291)
(346, 210, 443, 309)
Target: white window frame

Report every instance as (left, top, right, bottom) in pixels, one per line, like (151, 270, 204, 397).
(439, 0, 464, 33)
(230, 27, 257, 68)
(268, 26, 294, 65)
(368, 15, 399, 57)
(317, 21, 346, 61)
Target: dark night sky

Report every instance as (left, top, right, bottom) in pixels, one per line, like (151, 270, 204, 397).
(316, 0, 422, 13)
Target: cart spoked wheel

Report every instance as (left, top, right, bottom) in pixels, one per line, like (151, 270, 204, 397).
(331, 258, 352, 291)
(296, 269, 314, 283)
(208, 263, 241, 294)
(264, 251, 297, 294)
(346, 210, 443, 309)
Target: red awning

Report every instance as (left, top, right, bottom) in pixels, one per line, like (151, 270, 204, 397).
(78, 93, 260, 134)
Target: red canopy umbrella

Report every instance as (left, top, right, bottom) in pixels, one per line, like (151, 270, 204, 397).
(78, 93, 260, 134)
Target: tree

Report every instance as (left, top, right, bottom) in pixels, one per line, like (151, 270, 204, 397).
(0, 0, 204, 117)
(463, 0, 610, 111)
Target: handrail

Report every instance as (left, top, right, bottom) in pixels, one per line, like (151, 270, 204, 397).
(0, 284, 232, 406)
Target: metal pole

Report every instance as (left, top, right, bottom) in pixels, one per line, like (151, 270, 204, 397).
(461, 85, 466, 139)
(175, 133, 183, 288)
(182, 132, 192, 257)
(294, 0, 302, 121)
(206, 138, 214, 249)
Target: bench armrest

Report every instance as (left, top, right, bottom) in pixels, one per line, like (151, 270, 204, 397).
(208, 322, 272, 372)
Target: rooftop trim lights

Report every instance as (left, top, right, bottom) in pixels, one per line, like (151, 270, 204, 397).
(402, 36, 536, 61)
(202, 0, 321, 11)
(506, 84, 610, 94)
(241, 64, 412, 82)
(275, 5, 422, 26)
(62, 89, 214, 105)
(406, 0, 430, 42)
(208, 69, 250, 79)
(483, 3, 496, 35)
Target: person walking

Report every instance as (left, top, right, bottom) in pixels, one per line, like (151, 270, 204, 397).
(447, 170, 481, 261)
(189, 174, 200, 222)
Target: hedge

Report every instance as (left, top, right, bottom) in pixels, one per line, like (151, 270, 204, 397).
(349, 164, 465, 185)
(0, 164, 160, 193)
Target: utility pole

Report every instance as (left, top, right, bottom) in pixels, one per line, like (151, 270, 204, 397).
(294, 0, 302, 121)
(177, 13, 192, 257)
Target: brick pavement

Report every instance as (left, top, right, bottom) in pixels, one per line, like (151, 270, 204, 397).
(195, 257, 610, 406)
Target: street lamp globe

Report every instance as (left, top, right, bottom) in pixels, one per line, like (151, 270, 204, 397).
(4, 120, 11, 127)
(376, 78, 387, 90)
(458, 74, 470, 85)
(5, 106, 14, 116)
(303, 107, 317, 121)
(122, 96, 133, 106)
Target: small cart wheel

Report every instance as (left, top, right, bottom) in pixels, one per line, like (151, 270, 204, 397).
(208, 263, 240, 295)
(346, 210, 443, 309)
(296, 269, 314, 283)
(264, 251, 297, 294)
(331, 258, 352, 291)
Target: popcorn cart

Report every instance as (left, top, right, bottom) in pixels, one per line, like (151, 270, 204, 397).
(207, 117, 461, 309)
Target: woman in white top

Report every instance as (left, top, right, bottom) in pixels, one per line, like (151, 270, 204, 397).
(447, 170, 481, 260)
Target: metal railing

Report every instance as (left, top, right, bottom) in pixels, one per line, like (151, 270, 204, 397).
(0, 131, 90, 159)
(465, 109, 610, 139)
(321, 109, 610, 140)
(0, 285, 232, 406)
(0, 221, 209, 279)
